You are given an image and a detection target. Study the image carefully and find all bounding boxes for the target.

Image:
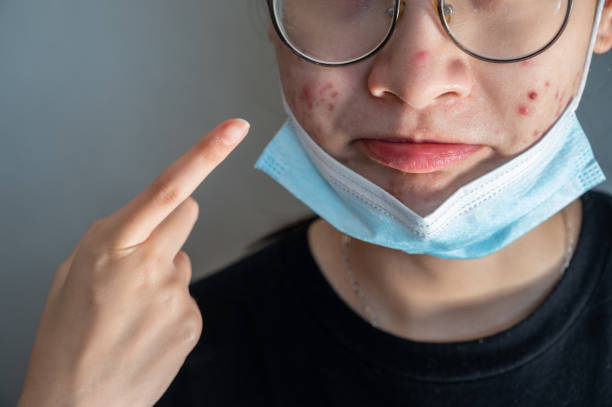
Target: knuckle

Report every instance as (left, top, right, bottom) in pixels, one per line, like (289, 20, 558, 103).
(137, 252, 170, 283)
(79, 219, 113, 257)
(179, 304, 203, 345)
(175, 249, 192, 268)
(150, 176, 182, 208)
(82, 246, 113, 271)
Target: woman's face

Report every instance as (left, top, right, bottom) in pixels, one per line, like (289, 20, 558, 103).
(268, 0, 604, 215)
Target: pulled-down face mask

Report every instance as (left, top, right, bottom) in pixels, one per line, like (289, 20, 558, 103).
(255, 0, 606, 260)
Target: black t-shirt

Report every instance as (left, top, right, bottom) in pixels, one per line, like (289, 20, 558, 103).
(156, 190, 612, 406)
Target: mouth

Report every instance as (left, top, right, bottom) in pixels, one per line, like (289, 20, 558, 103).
(359, 139, 484, 173)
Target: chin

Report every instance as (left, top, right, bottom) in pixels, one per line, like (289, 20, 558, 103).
(371, 153, 500, 215)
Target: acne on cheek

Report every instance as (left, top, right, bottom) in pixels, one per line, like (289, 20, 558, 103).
(298, 81, 340, 113)
(518, 74, 574, 144)
(517, 90, 538, 116)
(516, 77, 555, 118)
(299, 84, 314, 110)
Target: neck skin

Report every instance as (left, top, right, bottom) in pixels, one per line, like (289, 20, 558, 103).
(307, 198, 583, 343)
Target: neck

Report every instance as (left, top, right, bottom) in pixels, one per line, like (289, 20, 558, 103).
(308, 198, 582, 343)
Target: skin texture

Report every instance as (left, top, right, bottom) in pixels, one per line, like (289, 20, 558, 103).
(269, 0, 612, 341)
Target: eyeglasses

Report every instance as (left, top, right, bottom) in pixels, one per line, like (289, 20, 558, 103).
(266, 0, 573, 66)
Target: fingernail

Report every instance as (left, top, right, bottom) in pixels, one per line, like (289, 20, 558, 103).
(220, 119, 250, 146)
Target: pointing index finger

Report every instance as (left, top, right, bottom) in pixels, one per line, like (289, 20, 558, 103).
(106, 118, 250, 249)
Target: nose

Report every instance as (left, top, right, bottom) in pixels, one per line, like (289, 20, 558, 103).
(367, 1, 474, 110)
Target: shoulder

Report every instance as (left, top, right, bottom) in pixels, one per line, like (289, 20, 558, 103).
(584, 189, 612, 207)
(582, 189, 612, 233)
(579, 189, 612, 310)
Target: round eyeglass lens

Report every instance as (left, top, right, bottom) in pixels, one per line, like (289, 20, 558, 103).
(272, 0, 397, 64)
(441, 0, 571, 60)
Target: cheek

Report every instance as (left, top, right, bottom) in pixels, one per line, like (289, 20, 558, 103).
(507, 67, 578, 150)
(285, 79, 344, 146)
(296, 81, 340, 113)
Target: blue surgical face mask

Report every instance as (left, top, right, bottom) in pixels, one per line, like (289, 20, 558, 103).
(254, 0, 606, 260)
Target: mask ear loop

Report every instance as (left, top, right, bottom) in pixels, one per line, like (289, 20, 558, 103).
(568, 0, 606, 113)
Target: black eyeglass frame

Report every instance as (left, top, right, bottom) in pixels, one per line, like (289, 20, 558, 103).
(266, 0, 574, 66)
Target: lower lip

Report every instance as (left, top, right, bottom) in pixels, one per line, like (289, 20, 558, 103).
(360, 140, 483, 173)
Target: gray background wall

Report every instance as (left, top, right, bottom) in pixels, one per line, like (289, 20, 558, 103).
(0, 0, 610, 405)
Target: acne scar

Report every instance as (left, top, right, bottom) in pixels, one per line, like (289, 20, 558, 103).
(518, 104, 534, 116)
(533, 130, 542, 138)
(528, 91, 538, 100)
(545, 81, 550, 88)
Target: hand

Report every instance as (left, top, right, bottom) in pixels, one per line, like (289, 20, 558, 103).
(17, 118, 250, 407)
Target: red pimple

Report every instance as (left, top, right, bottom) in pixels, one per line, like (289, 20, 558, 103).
(520, 60, 533, 67)
(518, 104, 534, 116)
(414, 50, 429, 64)
(328, 103, 335, 112)
(528, 91, 538, 100)
(331, 91, 338, 99)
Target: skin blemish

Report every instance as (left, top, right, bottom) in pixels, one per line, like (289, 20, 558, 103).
(533, 129, 542, 138)
(518, 104, 534, 116)
(528, 91, 538, 100)
(545, 81, 550, 88)
(300, 85, 314, 110)
(320, 82, 333, 95)
(414, 50, 429, 65)
(328, 103, 335, 112)
(331, 91, 339, 99)
(520, 60, 533, 67)
(555, 90, 560, 100)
